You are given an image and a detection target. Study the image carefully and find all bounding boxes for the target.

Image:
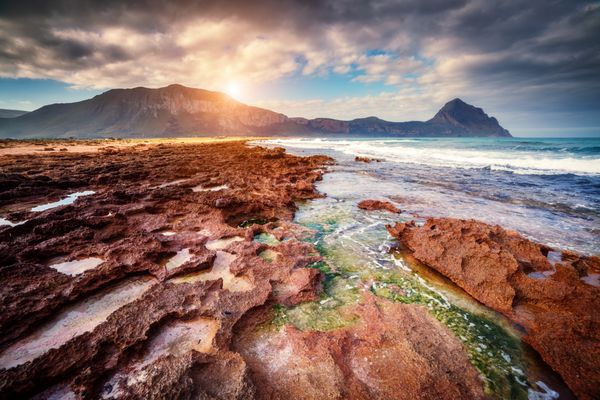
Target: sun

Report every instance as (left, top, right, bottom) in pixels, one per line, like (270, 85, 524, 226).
(225, 81, 242, 99)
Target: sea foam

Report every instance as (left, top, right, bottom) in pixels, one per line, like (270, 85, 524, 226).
(267, 138, 600, 176)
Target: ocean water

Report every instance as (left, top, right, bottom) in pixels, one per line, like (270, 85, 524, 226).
(254, 136, 600, 399)
(264, 137, 600, 255)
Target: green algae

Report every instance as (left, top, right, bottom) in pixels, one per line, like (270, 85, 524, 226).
(266, 202, 542, 399)
(268, 261, 360, 332)
(286, 264, 360, 331)
(253, 232, 281, 246)
(258, 249, 279, 263)
(370, 271, 528, 399)
(270, 304, 290, 330)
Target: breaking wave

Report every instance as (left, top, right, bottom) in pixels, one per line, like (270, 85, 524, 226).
(268, 138, 600, 176)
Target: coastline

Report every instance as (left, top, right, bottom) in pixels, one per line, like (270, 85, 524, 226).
(0, 137, 268, 156)
(0, 139, 596, 399)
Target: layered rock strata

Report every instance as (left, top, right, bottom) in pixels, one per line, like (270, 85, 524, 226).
(0, 142, 328, 398)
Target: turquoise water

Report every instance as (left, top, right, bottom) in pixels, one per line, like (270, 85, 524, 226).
(269, 168, 570, 399)
(252, 137, 595, 398)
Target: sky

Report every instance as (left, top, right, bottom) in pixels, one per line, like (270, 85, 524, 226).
(0, 0, 599, 137)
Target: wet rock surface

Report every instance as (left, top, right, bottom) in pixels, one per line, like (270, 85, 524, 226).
(234, 293, 487, 400)
(354, 156, 382, 163)
(387, 218, 600, 400)
(357, 199, 400, 214)
(0, 141, 330, 398)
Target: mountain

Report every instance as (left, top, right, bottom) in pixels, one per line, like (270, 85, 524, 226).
(0, 85, 288, 139)
(0, 85, 511, 138)
(428, 98, 510, 137)
(0, 109, 28, 118)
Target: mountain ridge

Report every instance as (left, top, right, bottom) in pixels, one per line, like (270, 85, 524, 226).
(0, 85, 511, 138)
(0, 109, 29, 118)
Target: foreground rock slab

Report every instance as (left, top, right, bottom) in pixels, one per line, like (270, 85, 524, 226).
(0, 141, 330, 398)
(234, 294, 486, 400)
(387, 218, 600, 400)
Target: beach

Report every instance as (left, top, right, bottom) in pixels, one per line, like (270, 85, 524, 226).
(0, 138, 598, 399)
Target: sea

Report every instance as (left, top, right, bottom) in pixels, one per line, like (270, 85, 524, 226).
(255, 136, 600, 399)
(264, 137, 600, 256)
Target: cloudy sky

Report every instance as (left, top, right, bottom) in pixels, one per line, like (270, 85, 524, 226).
(0, 0, 599, 136)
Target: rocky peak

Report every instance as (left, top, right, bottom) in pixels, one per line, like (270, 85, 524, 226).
(429, 98, 510, 136)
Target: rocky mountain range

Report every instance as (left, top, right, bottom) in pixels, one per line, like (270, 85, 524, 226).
(0, 84, 510, 138)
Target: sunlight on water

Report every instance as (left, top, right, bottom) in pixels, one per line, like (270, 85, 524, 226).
(170, 251, 253, 292)
(0, 217, 26, 227)
(155, 179, 189, 189)
(101, 316, 219, 399)
(257, 138, 599, 256)
(0, 277, 156, 370)
(31, 190, 96, 212)
(205, 236, 244, 250)
(266, 137, 600, 175)
(164, 248, 192, 271)
(49, 257, 104, 276)
(192, 184, 229, 192)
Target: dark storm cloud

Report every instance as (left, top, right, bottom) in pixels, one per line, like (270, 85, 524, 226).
(0, 0, 598, 126)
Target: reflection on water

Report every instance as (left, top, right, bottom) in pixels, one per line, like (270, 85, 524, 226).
(31, 190, 96, 212)
(164, 248, 192, 271)
(205, 236, 244, 251)
(49, 257, 104, 276)
(192, 184, 229, 192)
(0, 217, 26, 227)
(581, 273, 600, 287)
(101, 316, 219, 399)
(170, 250, 253, 292)
(155, 179, 189, 189)
(0, 277, 156, 370)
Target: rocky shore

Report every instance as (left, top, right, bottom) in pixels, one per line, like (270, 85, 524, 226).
(0, 140, 330, 398)
(387, 218, 600, 400)
(0, 140, 595, 399)
(0, 141, 486, 399)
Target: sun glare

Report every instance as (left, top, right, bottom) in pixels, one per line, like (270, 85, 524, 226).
(226, 82, 241, 99)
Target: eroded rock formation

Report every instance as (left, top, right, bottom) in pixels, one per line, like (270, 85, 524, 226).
(354, 156, 382, 163)
(387, 218, 600, 400)
(0, 141, 329, 398)
(0, 142, 492, 399)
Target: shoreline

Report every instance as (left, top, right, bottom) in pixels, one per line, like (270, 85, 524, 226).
(0, 139, 595, 399)
(0, 137, 269, 156)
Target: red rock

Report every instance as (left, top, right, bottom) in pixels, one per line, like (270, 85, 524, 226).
(234, 293, 487, 400)
(358, 199, 401, 214)
(387, 217, 600, 400)
(0, 141, 330, 398)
